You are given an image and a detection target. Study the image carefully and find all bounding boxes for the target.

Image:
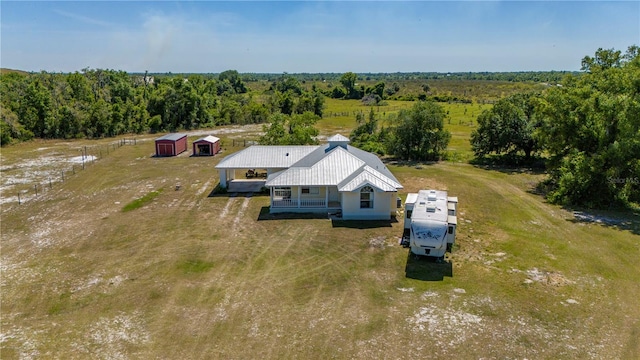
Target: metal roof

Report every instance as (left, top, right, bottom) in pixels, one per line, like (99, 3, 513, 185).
(193, 135, 220, 143)
(215, 145, 319, 169)
(266, 146, 365, 186)
(286, 144, 400, 184)
(156, 133, 187, 141)
(338, 165, 403, 192)
(327, 134, 350, 142)
(345, 146, 401, 184)
(266, 146, 403, 191)
(218, 134, 403, 192)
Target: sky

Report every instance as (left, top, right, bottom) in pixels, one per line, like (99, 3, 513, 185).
(1, 1, 639, 73)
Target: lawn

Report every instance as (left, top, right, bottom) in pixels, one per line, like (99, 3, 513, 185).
(1, 125, 638, 359)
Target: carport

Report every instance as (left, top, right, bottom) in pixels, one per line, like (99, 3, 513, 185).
(215, 145, 317, 192)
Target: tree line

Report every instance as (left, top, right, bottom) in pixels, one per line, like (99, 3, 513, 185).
(239, 71, 579, 83)
(0, 69, 324, 145)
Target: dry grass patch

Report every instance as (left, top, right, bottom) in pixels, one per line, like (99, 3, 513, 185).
(1, 126, 639, 359)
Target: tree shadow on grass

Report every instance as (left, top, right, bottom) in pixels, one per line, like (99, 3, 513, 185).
(563, 206, 640, 236)
(469, 155, 547, 176)
(383, 158, 439, 168)
(404, 252, 453, 281)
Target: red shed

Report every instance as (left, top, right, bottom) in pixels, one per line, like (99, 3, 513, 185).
(192, 135, 221, 156)
(155, 133, 187, 157)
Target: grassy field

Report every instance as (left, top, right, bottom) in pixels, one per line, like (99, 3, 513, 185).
(317, 99, 489, 161)
(1, 102, 639, 358)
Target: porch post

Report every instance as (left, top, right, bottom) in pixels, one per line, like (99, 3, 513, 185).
(270, 187, 274, 208)
(325, 186, 328, 208)
(297, 186, 301, 208)
(219, 169, 227, 188)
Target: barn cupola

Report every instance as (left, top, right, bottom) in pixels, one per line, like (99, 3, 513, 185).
(327, 134, 350, 151)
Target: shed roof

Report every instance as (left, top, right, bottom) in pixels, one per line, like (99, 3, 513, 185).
(193, 135, 220, 144)
(156, 133, 187, 141)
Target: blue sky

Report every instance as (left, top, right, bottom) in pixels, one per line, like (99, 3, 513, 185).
(1, 1, 638, 73)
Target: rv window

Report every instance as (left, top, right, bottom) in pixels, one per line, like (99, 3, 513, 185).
(406, 210, 412, 219)
(448, 226, 454, 234)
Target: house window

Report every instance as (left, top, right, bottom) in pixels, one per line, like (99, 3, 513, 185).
(301, 187, 319, 195)
(274, 187, 291, 199)
(360, 185, 374, 208)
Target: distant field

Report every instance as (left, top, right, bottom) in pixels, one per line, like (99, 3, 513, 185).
(1, 124, 638, 359)
(308, 78, 547, 102)
(317, 98, 488, 161)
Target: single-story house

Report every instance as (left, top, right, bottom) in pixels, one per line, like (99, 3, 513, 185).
(155, 133, 187, 157)
(215, 134, 403, 220)
(192, 135, 221, 156)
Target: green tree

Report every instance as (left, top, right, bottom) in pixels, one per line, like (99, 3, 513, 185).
(470, 93, 540, 159)
(538, 46, 640, 207)
(386, 100, 451, 161)
(1, 105, 33, 145)
(340, 72, 359, 99)
(349, 108, 385, 155)
(312, 90, 325, 117)
(367, 82, 385, 98)
(260, 112, 319, 145)
(19, 79, 56, 138)
(271, 75, 303, 95)
(218, 70, 247, 94)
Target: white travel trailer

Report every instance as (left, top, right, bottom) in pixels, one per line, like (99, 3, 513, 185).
(403, 190, 458, 258)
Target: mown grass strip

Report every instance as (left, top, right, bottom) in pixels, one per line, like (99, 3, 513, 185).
(177, 259, 215, 274)
(122, 188, 163, 212)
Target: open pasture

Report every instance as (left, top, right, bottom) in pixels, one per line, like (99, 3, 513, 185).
(1, 119, 639, 359)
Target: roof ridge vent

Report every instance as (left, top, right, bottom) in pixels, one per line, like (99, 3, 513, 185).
(327, 134, 350, 151)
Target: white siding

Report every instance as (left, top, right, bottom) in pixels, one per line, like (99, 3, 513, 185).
(342, 191, 394, 220)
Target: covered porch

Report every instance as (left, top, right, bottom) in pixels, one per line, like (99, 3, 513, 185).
(269, 186, 341, 213)
(218, 168, 275, 188)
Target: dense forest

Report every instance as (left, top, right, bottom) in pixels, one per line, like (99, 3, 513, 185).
(0, 69, 324, 144)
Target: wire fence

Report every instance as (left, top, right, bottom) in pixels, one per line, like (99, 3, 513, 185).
(231, 139, 259, 147)
(3, 138, 137, 206)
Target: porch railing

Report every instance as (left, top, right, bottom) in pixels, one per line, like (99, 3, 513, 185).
(272, 198, 330, 208)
